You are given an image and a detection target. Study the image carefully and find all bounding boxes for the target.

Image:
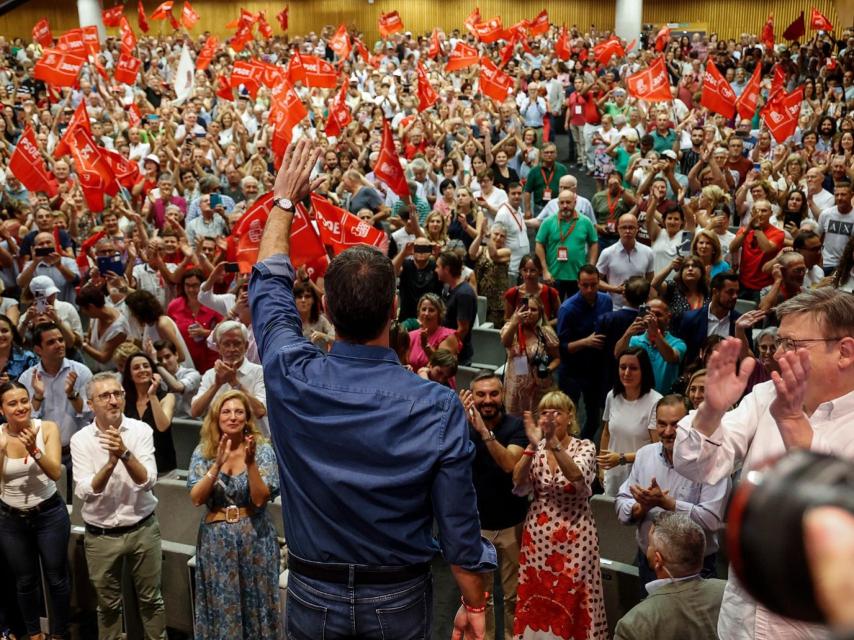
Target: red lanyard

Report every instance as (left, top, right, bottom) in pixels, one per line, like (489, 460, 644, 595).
(559, 216, 578, 242)
(606, 191, 621, 222)
(540, 165, 555, 190)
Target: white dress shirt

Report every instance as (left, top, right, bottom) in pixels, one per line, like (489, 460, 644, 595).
(706, 308, 732, 338)
(71, 416, 158, 528)
(673, 380, 854, 640)
(193, 358, 268, 435)
(494, 203, 530, 277)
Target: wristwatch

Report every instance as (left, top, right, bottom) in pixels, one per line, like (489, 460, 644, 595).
(67, 391, 80, 401)
(274, 197, 295, 212)
(619, 453, 627, 466)
(30, 448, 42, 461)
(119, 449, 132, 462)
(482, 431, 496, 442)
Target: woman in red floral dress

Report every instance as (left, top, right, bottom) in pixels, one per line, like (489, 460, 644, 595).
(511, 390, 607, 639)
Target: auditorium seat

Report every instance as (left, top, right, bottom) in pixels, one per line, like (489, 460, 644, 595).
(600, 558, 641, 637)
(476, 295, 487, 326)
(153, 478, 199, 546)
(171, 418, 203, 470)
(735, 298, 757, 314)
(590, 495, 638, 565)
(470, 326, 506, 370)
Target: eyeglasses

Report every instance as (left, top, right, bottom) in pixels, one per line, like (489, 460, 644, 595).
(773, 337, 844, 352)
(95, 390, 125, 402)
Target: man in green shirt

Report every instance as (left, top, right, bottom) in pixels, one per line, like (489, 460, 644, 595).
(535, 190, 599, 299)
(523, 143, 568, 217)
(591, 173, 636, 250)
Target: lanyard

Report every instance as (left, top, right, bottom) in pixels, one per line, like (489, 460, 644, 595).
(501, 204, 524, 231)
(559, 216, 578, 242)
(606, 191, 621, 222)
(540, 165, 555, 190)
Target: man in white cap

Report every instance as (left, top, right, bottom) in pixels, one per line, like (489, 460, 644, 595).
(19, 275, 84, 351)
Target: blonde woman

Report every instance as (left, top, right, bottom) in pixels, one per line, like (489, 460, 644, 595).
(187, 390, 280, 639)
(424, 211, 449, 248)
(691, 229, 731, 279)
(512, 391, 607, 639)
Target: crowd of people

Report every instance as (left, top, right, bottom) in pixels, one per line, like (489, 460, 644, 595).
(0, 5, 852, 640)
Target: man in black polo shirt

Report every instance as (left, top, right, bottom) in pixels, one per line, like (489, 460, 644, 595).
(437, 251, 477, 365)
(392, 237, 442, 327)
(461, 372, 528, 640)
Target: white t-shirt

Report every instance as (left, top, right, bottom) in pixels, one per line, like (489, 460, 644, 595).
(602, 389, 662, 496)
(651, 229, 692, 276)
(596, 242, 655, 308)
(494, 204, 529, 276)
(818, 207, 854, 268)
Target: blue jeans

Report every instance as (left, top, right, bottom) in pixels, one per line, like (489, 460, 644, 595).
(285, 556, 433, 639)
(0, 494, 71, 636)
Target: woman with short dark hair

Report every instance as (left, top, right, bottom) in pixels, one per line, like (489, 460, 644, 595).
(126, 290, 195, 368)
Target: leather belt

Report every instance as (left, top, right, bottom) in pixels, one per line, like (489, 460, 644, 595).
(0, 492, 62, 518)
(205, 505, 256, 524)
(288, 554, 431, 586)
(85, 511, 154, 536)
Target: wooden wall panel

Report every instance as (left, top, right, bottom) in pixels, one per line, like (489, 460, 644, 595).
(0, 0, 846, 44)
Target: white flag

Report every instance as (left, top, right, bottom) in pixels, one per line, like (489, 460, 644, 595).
(172, 43, 194, 106)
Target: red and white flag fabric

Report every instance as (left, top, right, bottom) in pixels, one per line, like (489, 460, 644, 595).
(181, 1, 200, 29)
(464, 7, 481, 34)
(554, 26, 571, 61)
(82, 25, 101, 56)
(276, 5, 288, 31)
(528, 10, 549, 36)
(328, 24, 351, 62)
(257, 60, 285, 88)
(354, 38, 370, 64)
(810, 7, 833, 31)
(592, 37, 624, 64)
(416, 62, 438, 111)
(119, 16, 137, 54)
(770, 64, 786, 96)
(761, 14, 774, 50)
(34, 49, 86, 87)
(654, 24, 671, 52)
(445, 41, 479, 72)
(428, 29, 442, 59)
(300, 54, 338, 88)
(700, 60, 736, 119)
(195, 35, 217, 70)
(472, 17, 503, 43)
(626, 56, 672, 102)
(735, 64, 762, 119)
(54, 101, 91, 159)
(378, 11, 404, 38)
(57, 29, 88, 58)
(10, 126, 58, 197)
(373, 120, 408, 198)
(761, 86, 803, 143)
(137, 0, 150, 32)
(68, 127, 119, 212)
(216, 75, 234, 101)
(269, 81, 307, 158)
(479, 56, 513, 103)
(311, 194, 385, 254)
(257, 13, 274, 39)
(32, 19, 52, 48)
(325, 82, 352, 137)
(114, 53, 142, 84)
(102, 5, 125, 27)
(150, 1, 173, 20)
(231, 59, 264, 98)
(127, 103, 142, 128)
(102, 147, 141, 188)
(167, 11, 180, 31)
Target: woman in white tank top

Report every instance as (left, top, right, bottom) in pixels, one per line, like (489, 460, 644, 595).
(0, 381, 70, 640)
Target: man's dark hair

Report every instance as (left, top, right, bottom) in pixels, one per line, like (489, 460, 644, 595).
(438, 251, 463, 278)
(153, 339, 177, 354)
(324, 247, 396, 343)
(710, 271, 739, 292)
(657, 393, 692, 415)
(470, 370, 502, 388)
(32, 322, 61, 348)
(507, 181, 522, 192)
(624, 276, 651, 307)
(125, 290, 165, 325)
(578, 264, 599, 279)
(793, 230, 820, 250)
(834, 178, 852, 191)
(76, 285, 106, 309)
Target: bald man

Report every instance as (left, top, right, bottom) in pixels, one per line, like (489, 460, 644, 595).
(530, 174, 596, 229)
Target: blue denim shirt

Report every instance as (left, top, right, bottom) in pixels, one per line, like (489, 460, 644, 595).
(250, 253, 496, 571)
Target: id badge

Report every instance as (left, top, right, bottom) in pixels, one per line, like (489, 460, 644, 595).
(557, 246, 568, 262)
(513, 355, 528, 372)
(574, 105, 583, 115)
(543, 189, 552, 201)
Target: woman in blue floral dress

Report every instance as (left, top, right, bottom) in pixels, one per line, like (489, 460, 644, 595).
(187, 390, 281, 639)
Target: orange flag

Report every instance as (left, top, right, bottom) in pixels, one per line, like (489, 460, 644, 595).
(32, 19, 53, 48)
(416, 62, 438, 111)
(700, 60, 736, 119)
(378, 11, 404, 38)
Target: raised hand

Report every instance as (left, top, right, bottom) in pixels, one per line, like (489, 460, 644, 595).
(147, 373, 162, 396)
(244, 433, 256, 465)
(701, 337, 755, 414)
(523, 410, 542, 447)
(64, 371, 78, 397)
(273, 137, 324, 204)
(32, 371, 45, 399)
(214, 434, 232, 468)
(769, 348, 814, 449)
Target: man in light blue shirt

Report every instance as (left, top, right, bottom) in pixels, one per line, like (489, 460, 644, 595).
(627, 299, 686, 394)
(615, 394, 730, 590)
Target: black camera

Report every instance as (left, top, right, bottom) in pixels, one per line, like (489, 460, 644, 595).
(727, 450, 854, 624)
(531, 352, 551, 379)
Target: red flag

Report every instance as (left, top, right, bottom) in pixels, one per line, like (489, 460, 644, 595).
(137, 0, 149, 33)
(68, 127, 119, 212)
(77, 230, 106, 272)
(287, 51, 306, 85)
(472, 17, 503, 43)
(761, 14, 774, 50)
(276, 5, 288, 31)
(329, 24, 351, 62)
(257, 13, 274, 39)
(626, 38, 637, 52)
(119, 16, 137, 54)
(311, 194, 385, 254)
(428, 29, 442, 59)
(54, 101, 91, 159)
(592, 36, 624, 64)
(700, 60, 736, 119)
(301, 54, 337, 88)
(479, 56, 513, 103)
(114, 52, 142, 84)
(378, 11, 404, 38)
(102, 5, 125, 27)
(770, 64, 786, 96)
(735, 64, 762, 119)
(761, 86, 803, 143)
(102, 147, 141, 188)
(810, 7, 833, 31)
(325, 82, 352, 137)
(373, 120, 408, 198)
(783, 12, 806, 40)
(150, 1, 173, 20)
(167, 11, 180, 30)
(230, 60, 264, 97)
(354, 38, 370, 64)
(257, 60, 285, 88)
(34, 49, 86, 87)
(32, 19, 53, 48)
(528, 10, 549, 36)
(654, 24, 671, 52)
(57, 29, 88, 58)
(626, 56, 672, 102)
(269, 81, 307, 159)
(554, 26, 571, 61)
(464, 7, 481, 33)
(229, 24, 254, 52)
(82, 25, 101, 55)
(230, 193, 328, 276)
(445, 41, 479, 72)
(10, 126, 58, 197)
(127, 103, 142, 128)
(181, 1, 200, 29)
(216, 75, 234, 101)
(498, 39, 515, 67)
(196, 35, 217, 70)
(416, 62, 438, 111)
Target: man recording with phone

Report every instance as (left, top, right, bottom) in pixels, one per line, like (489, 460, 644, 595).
(17, 232, 81, 304)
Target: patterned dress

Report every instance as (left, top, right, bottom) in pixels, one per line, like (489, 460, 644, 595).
(514, 438, 607, 640)
(188, 443, 281, 640)
(475, 251, 510, 327)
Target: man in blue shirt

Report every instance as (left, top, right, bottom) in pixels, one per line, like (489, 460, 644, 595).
(250, 138, 496, 640)
(620, 299, 687, 394)
(556, 265, 613, 441)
